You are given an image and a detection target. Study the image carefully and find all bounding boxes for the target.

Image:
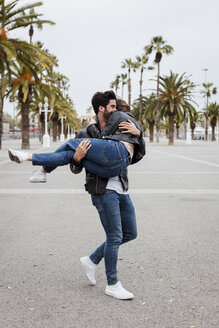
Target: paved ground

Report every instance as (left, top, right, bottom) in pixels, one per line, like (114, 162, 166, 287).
(0, 138, 218, 328)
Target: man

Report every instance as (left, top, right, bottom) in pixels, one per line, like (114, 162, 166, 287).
(70, 90, 145, 300)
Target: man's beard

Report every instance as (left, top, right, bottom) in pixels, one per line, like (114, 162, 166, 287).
(103, 108, 111, 122)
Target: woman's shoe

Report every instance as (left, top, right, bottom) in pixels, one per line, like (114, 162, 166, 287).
(29, 170, 47, 183)
(8, 149, 28, 163)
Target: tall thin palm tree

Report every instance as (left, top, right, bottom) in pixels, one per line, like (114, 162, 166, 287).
(110, 75, 120, 95)
(121, 58, 137, 106)
(145, 36, 174, 142)
(120, 73, 127, 99)
(201, 83, 217, 141)
(135, 55, 154, 124)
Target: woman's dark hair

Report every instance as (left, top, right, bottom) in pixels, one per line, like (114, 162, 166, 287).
(91, 90, 117, 114)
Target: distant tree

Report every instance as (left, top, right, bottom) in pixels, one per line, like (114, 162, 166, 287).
(134, 55, 154, 124)
(155, 72, 196, 145)
(201, 83, 217, 141)
(145, 36, 174, 142)
(208, 102, 219, 141)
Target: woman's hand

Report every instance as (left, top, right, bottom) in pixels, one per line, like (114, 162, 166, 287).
(119, 120, 141, 138)
(73, 139, 91, 165)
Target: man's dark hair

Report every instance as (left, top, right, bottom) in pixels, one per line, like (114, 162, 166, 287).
(91, 90, 117, 114)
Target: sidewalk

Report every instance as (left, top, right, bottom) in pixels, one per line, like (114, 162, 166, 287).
(0, 139, 218, 328)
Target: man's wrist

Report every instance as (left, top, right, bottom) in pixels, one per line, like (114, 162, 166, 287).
(73, 155, 82, 165)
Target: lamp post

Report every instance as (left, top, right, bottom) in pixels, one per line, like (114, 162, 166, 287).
(67, 123, 71, 140)
(39, 97, 53, 148)
(59, 116, 66, 142)
(71, 128, 75, 139)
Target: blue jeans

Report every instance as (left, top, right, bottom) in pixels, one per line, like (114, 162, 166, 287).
(90, 190, 137, 285)
(32, 138, 130, 178)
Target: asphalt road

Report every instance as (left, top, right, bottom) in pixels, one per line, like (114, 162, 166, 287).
(0, 138, 218, 328)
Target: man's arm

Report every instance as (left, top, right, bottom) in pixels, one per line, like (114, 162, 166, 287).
(69, 129, 92, 174)
(73, 139, 91, 164)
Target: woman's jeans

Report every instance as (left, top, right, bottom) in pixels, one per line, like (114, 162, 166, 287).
(32, 138, 130, 179)
(90, 190, 137, 285)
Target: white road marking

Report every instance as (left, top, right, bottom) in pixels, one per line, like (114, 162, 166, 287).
(0, 189, 219, 195)
(0, 170, 219, 175)
(151, 149, 219, 168)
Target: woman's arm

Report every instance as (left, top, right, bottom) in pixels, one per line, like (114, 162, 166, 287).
(118, 119, 141, 138)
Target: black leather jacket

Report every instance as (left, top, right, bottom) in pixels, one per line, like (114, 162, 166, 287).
(70, 112, 146, 195)
(88, 111, 145, 164)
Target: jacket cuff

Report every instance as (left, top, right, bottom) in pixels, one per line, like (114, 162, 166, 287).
(69, 160, 83, 174)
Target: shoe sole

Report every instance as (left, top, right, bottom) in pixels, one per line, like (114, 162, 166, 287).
(8, 149, 21, 163)
(29, 180, 47, 183)
(80, 257, 96, 286)
(105, 290, 134, 300)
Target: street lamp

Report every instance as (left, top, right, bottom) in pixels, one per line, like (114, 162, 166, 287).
(71, 128, 75, 139)
(59, 116, 66, 142)
(39, 97, 53, 148)
(67, 123, 71, 140)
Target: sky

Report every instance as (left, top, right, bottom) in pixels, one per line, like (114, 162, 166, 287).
(5, 0, 219, 117)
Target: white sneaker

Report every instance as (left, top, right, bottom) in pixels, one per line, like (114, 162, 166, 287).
(80, 256, 97, 286)
(8, 148, 28, 163)
(29, 170, 47, 183)
(105, 281, 134, 300)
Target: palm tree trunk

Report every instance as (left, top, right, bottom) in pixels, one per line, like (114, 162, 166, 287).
(128, 68, 131, 106)
(191, 128, 195, 140)
(176, 123, 180, 139)
(19, 86, 32, 149)
(149, 123, 154, 142)
(211, 123, 216, 141)
(21, 101, 30, 149)
(52, 112, 59, 142)
(0, 77, 4, 150)
(139, 68, 143, 124)
(155, 62, 160, 143)
(205, 96, 209, 141)
(169, 113, 175, 145)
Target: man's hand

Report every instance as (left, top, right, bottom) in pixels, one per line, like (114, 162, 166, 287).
(73, 139, 91, 165)
(119, 120, 141, 138)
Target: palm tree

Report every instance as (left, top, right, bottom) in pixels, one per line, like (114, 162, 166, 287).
(143, 94, 156, 142)
(201, 83, 217, 141)
(110, 75, 120, 95)
(158, 72, 196, 145)
(11, 46, 56, 148)
(189, 109, 201, 140)
(134, 55, 154, 124)
(0, 0, 54, 148)
(121, 58, 137, 106)
(120, 73, 127, 99)
(145, 36, 174, 142)
(208, 102, 219, 141)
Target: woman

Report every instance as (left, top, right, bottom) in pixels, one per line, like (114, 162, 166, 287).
(8, 99, 142, 180)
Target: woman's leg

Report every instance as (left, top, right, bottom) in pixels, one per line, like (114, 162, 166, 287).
(33, 138, 130, 176)
(9, 138, 130, 178)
